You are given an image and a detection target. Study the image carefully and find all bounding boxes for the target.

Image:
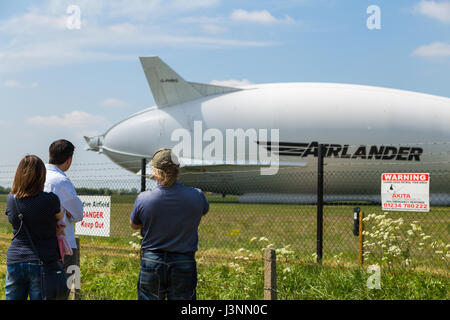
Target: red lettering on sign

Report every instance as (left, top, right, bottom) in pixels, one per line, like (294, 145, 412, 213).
(392, 194, 411, 199)
(382, 173, 429, 181)
(83, 211, 104, 219)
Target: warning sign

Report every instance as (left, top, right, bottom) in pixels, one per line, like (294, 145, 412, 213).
(381, 173, 430, 212)
(75, 196, 111, 237)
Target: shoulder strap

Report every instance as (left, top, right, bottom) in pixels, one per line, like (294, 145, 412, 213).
(13, 197, 43, 264)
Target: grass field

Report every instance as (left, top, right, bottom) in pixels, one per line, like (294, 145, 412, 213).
(0, 233, 448, 300)
(0, 194, 449, 268)
(0, 193, 449, 299)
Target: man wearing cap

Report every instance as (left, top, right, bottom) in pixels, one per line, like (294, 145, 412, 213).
(130, 149, 209, 300)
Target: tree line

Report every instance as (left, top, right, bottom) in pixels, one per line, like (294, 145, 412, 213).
(0, 186, 138, 195)
(0, 186, 10, 194)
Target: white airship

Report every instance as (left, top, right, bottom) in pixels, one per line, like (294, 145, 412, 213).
(85, 57, 450, 204)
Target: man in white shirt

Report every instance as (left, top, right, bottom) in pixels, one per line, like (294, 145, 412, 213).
(44, 140, 84, 293)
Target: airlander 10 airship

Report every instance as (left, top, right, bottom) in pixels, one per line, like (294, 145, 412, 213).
(84, 57, 450, 204)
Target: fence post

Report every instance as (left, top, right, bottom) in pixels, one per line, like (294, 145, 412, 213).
(141, 158, 147, 192)
(264, 248, 277, 300)
(358, 212, 364, 266)
(316, 143, 324, 264)
(69, 237, 81, 300)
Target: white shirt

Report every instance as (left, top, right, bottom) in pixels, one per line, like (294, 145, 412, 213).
(44, 164, 84, 249)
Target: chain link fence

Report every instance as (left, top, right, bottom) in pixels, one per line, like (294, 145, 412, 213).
(1, 144, 449, 299)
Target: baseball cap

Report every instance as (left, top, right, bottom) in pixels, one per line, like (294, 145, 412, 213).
(150, 148, 180, 170)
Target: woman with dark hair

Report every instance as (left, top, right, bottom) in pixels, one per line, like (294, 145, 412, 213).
(4, 155, 64, 300)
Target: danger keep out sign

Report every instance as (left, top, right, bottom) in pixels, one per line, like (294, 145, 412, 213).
(75, 196, 111, 237)
(381, 173, 430, 212)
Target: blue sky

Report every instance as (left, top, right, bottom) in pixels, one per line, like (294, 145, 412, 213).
(0, 0, 449, 176)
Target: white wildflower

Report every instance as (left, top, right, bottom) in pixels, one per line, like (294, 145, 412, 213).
(282, 267, 292, 273)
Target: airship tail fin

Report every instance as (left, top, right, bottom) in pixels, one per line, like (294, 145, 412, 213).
(140, 56, 242, 107)
(187, 81, 242, 97)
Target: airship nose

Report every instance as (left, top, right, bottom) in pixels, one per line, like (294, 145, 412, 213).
(84, 135, 103, 152)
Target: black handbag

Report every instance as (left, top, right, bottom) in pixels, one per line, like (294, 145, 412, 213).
(13, 197, 69, 300)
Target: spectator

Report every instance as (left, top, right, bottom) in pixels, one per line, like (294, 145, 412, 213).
(44, 139, 83, 298)
(130, 149, 209, 300)
(4, 155, 64, 300)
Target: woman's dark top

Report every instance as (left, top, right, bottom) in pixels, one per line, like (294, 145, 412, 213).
(5, 192, 61, 265)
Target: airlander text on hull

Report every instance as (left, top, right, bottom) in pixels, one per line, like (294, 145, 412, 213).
(258, 141, 423, 161)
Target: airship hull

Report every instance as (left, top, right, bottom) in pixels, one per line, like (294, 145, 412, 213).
(85, 57, 450, 204)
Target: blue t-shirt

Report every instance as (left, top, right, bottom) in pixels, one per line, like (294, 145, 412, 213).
(130, 182, 209, 253)
(5, 192, 61, 265)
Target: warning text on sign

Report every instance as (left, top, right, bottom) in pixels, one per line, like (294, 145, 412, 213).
(75, 196, 111, 237)
(381, 173, 430, 212)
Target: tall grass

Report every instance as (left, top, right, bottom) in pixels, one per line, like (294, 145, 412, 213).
(0, 192, 448, 300)
(0, 243, 448, 300)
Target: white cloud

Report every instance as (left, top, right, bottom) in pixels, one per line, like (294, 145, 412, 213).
(42, 0, 219, 21)
(100, 98, 130, 108)
(414, 0, 450, 23)
(230, 9, 294, 24)
(0, 12, 67, 35)
(178, 15, 224, 24)
(26, 110, 111, 129)
(0, 4, 276, 74)
(0, 27, 275, 73)
(210, 79, 254, 87)
(2, 80, 21, 88)
(43, 0, 105, 16)
(411, 42, 450, 57)
(0, 120, 14, 126)
(106, 0, 220, 20)
(201, 24, 228, 34)
(1, 80, 39, 88)
(170, 0, 219, 10)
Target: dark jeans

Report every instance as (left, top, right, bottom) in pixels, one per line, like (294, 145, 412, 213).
(138, 251, 197, 300)
(4, 261, 42, 300)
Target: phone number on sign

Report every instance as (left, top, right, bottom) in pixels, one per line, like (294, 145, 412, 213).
(383, 203, 428, 209)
